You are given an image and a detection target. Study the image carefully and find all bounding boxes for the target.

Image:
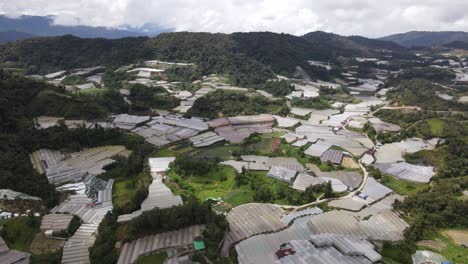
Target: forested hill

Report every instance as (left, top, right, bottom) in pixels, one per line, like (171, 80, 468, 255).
(0, 35, 155, 74)
(0, 31, 411, 85)
(302, 31, 411, 58)
(381, 31, 468, 48)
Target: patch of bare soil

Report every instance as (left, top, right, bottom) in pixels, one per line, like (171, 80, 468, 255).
(443, 230, 468, 246)
(29, 233, 65, 255)
(416, 240, 446, 251)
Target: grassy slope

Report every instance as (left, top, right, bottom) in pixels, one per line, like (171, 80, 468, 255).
(113, 170, 152, 212)
(136, 251, 167, 264)
(418, 230, 468, 264)
(380, 174, 428, 196)
(0, 217, 39, 251)
(166, 166, 255, 207)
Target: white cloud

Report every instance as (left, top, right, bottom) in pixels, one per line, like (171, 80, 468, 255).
(1, 0, 468, 37)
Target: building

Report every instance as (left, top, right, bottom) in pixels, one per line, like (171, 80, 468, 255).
(267, 166, 298, 184)
(0, 237, 30, 264)
(320, 149, 344, 165)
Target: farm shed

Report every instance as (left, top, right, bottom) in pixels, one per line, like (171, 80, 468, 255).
(40, 214, 74, 232)
(304, 140, 332, 157)
(112, 114, 150, 130)
(221, 203, 286, 256)
(292, 174, 347, 192)
(266, 157, 304, 172)
(273, 116, 301, 128)
(149, 157, 176, 173)
(282, 133, 303, 144)
(34, 116, 64, 129)
(267, 166, 298, 183)
(360, 177, 393, 202)
(29, 149, 64, 174)
(412, 250, 449, 264)
(329, 197, 366, 211)
(275, 234, 381, 264)
(280, 207, 323, 225)
(190, 131, 224, 147)
(0, 189, 41, 201)
(309, 165, 362, 190)
(117, 225, 205, 264)
(320, 149, 344, 165)
(61, 223, 98, 264)
(372, 162, 434, 183)
(0, 237, 30, 264)
(307, 209, 408, 241)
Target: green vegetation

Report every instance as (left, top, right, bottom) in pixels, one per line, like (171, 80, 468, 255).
(167, 154, 254, 206)
(165, 66, 203, 82)
(28, 89, 128, 119)
(380, 174, 428, 196)
(386, 79, 467, 111)
(391, 67, 456, 84)
(235, 170, 331, 205)
(291, 97, 332, 109)
(418, 230, 468, 264)
(0, 214, 39, 251)
(394, 177, 468, 243)
(128, 84, 180, 110)
(149, 32, 273, 86)
(260, 80, 294, 96)
(188, 90, 288, 118)
(61, 75, 87, 85)
(412, 118, 468, 139)
(374, 109, 439, 128)
(381, 242, 414, 264)
(136, 252, 167, 264)
(30, 251, 62, 264)
(405, 139, 467, 179)
(0, 35, 155, 74)
(113, 171, 151, 214)
(363, 122, 377, 143)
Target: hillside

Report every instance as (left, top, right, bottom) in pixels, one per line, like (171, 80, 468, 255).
(381, 31, 468, 47)
(302, 31, 411, 58)
(0, 35, 155, 74)
(0, 30, 35, 43)
(0, 31, 414, 86)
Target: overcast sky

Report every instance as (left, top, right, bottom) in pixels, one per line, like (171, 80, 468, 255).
(2, 0, 468, 37)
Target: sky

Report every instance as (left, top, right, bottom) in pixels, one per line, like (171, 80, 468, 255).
(2, 0, 468, 37)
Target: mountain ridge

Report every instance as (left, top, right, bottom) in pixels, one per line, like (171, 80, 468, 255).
(380, 30, 468, 47)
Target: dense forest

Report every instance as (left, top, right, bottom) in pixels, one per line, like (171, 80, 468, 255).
(0, 31, 413, 87)
(0, 35, 154, 74)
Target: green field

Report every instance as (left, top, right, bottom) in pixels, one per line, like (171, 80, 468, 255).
(167, 165, 255, 207)
(136, 251, 167, 264)
(77, 88, 108, 95)
(113, 171, 152, 212)
(0, 216, 40, 251)
(418, 230, 468, 264)
(380, 174, 428, 196)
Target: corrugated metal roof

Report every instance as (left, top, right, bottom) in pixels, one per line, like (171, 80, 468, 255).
(320, 149, 344, 165)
